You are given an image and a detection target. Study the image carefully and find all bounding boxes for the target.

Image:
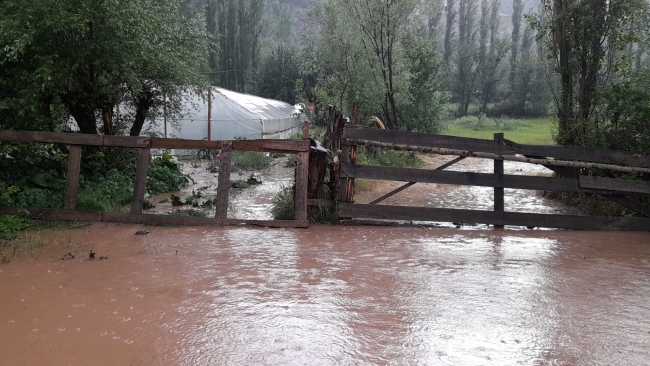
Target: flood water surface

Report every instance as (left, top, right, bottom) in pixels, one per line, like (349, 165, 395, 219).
(1, 224, 649, 365)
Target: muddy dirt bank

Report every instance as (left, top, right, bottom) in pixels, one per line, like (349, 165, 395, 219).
(1, 224, 649, 365)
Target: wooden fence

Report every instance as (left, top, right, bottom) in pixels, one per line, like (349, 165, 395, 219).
(0, 128, 310, 228)
(336, 126, 650, 231)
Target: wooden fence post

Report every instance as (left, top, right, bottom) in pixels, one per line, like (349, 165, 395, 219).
(295, 151, 309, 225)
(131, 148, 151, 214)
(215, 141, 232, 219)
(64, 145, 83, 210)
(494, 133, 505, 229)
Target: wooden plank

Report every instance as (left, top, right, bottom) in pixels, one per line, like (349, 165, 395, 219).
(369, 182, 416, 205)
(103, 135, 150, 148)
(505, 139, 650, 168)
(64, 146, 83, 210)
(435, 156, 467, 170)
(338, 203, 650, 231)
(0, 207, 102, 222)
(102, 213, 308, 228)
(103, 212, 217, 226)
(603, 195, 650, 218)
(150, 137, 222, 150)
(341, 164, 580, 191)
(338, 145, 352, 202)
(494, 133, 505, 229)
(215, 141, 232, 219)
(294, 151, 309, 225)
(342, 127, 515, 155)
(131, 148, 151, 214)
(342, 164, 650, 196)
(232, 139, 309, 153)
(580, 176, 650, 196)
(368, 156, 467, 206)
(0, 130, 103, 145)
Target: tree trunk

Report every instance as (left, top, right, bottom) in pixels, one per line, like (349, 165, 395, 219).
(102, 105, 114, 135)
(130, 96, 154, 137)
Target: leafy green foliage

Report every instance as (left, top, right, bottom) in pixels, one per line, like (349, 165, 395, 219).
(77, 169, 134, 211)
(257, 44, 300, 104)
(0, 0, 208, 134)
(147, 154, 189, 195)
(0, 215, 32, 239)
(270, 185, 295, 220)
(356, 147, 423, 168)
(232, 151, 271, 171)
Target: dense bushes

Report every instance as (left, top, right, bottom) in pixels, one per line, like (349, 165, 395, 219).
(0, 145, 188, 212)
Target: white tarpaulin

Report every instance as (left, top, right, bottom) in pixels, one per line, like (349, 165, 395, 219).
(157, 87, 304, 141)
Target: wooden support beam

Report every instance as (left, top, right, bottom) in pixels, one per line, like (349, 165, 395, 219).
(0, 130, 102, 145)
(102, 212, 307, 228)
(0, 207, 102, 222)
(579, 176, 650, 196)
(294, 151, 309, 225)
(368, 157, 467, 206)
(339, 144, 352, 202)
(215, 141, 232, 219)
(494, 133, 505, 229)
(131, 148, 151, 214)
(103, 135, 149, 148)
(341, 164, 650, 197)
(151, 138, 222, 150)
(64, 145, 82, 210)
(338, 203, 650, 231)
(435, 156, 467, 171)
(603, 195, 650, 218)
(369, 182, 417, 205)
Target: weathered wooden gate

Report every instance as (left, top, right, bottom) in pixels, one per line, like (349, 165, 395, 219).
(336, 126, 650, 231)
(0, 128, 310, 228)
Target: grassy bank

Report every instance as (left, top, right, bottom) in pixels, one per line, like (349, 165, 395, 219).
(442, 117, 554, 145)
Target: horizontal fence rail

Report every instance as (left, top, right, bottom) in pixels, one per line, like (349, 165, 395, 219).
(343, 127, 650, 168)
(338, 127, 650, 231)
(0, 129, 310, 228)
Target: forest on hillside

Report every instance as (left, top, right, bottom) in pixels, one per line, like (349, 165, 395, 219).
(1, 0, 649, 152)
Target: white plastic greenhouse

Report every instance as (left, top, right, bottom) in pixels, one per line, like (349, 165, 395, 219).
(153, 87, 305, 141)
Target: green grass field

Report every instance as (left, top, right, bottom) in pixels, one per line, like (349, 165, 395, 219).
(442, 118, 555, 145)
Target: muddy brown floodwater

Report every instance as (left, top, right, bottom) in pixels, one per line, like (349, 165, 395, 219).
(1, 224, 649, 366)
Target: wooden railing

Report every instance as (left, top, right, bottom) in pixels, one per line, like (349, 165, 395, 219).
(0, 129, 310, 228)
(337, 126, 650, 231)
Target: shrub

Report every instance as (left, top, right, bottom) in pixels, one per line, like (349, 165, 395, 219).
(77, 169, 134, 211)
(147, 154, 189, 194)
(232, 150, 271, 171)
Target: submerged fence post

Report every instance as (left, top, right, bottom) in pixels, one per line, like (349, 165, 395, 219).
(494, 133, 505, 229)
(64, 145, 83, 210)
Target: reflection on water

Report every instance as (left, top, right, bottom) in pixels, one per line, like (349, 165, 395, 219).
(1, 225, 649, 365)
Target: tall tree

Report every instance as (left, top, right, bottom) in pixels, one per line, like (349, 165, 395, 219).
(0, 0, 208, 135)
(455, 0, 479, 116)
(342, 0, 419, 129)
(205, 0, 264, 93)
(477, 0, 509, 113)
(509, 0, 524, 89)
(533, 0, 647, 145)
(443, 0, 458, 65)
